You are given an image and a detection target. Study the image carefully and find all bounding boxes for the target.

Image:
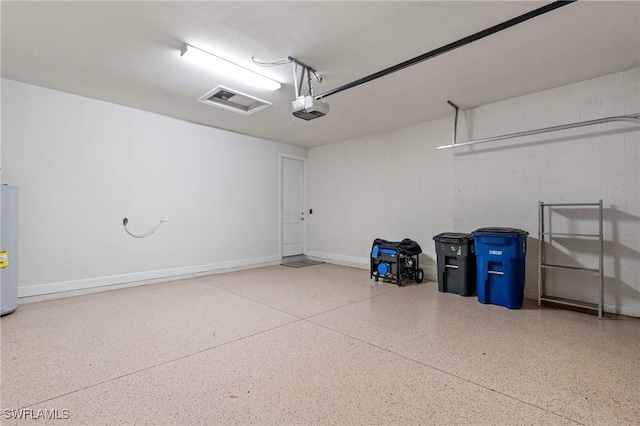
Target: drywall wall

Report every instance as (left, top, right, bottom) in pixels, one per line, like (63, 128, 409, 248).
(308, 68, 639, 317)
(1, 79, 306, 296)
(306, 119, 454, 279)
(453, 68, 639, 317)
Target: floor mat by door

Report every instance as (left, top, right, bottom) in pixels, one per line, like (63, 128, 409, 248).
(281, 260, 324, 268)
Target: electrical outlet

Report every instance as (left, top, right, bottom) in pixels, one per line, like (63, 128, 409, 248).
(160, 214, 169, 222)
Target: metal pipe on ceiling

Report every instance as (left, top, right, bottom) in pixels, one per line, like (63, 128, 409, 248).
(314, 1, 577, 101)
(447, 100, 459, 146)
(437, 113, 640, 150)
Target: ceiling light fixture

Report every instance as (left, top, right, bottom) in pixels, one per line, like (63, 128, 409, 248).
(180, 44, 281, 92)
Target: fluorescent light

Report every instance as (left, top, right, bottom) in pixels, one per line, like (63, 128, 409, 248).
(181, 44, 281, 92)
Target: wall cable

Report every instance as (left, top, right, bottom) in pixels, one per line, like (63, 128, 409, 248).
(251, 57, 290, 67)
(122, 217, 163, 239)
(253, 56, 323, 95)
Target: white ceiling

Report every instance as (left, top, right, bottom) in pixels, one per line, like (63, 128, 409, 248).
(2, 1, 639, 148)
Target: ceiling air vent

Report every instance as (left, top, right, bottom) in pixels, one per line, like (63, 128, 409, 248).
(198, 86, 271, 115)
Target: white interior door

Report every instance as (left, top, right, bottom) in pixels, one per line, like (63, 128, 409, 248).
(282, 158, 305, 257)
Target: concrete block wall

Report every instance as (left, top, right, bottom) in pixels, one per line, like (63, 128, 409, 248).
(453, 68, 639, 316)
(307, 118, 454, 279)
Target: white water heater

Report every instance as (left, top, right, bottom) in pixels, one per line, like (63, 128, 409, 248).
(1, 185, 19, 316)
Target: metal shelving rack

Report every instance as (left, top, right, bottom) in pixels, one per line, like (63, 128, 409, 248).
(537, 200, 604, 318)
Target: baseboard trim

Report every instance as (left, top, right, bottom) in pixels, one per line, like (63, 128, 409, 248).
(19, 255, 281, 300)
(306, 251, 437, 281)
(523, 290, 639, 318)
(18, 255, 637, 317)
(306, 251, 369, 270)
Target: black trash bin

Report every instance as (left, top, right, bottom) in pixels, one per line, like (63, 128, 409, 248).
(433, 232, 476, 296)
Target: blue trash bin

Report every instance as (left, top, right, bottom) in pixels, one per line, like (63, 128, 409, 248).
(472, 227, 529, 309)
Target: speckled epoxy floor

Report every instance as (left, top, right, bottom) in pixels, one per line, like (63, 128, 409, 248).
(1, 263, 638, 425)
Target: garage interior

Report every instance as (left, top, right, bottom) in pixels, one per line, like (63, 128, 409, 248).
(1, 1, 639, 424)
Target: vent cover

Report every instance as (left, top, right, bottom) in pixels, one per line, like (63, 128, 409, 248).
(198, 86, 271, 115)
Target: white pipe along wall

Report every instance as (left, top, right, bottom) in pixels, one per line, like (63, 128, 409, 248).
(307, 68, 640, 317)
(1, 79, 307, 298)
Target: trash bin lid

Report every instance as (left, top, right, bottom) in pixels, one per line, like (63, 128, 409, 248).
(433, 232, 473, 243)
(472, 227, 529, 237)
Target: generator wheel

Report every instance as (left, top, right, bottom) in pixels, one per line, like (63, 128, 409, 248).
(416, 268, 424, 283)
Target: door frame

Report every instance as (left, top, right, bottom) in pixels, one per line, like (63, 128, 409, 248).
(278, 153, 308, 259)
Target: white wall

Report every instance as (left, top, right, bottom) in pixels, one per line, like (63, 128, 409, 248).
(4, 69, 638, 316)
(1, 79, 306, 296)
(308, 69, 639, 317)
(307, 119, 454, 278)
(453, 69, 639, 317)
